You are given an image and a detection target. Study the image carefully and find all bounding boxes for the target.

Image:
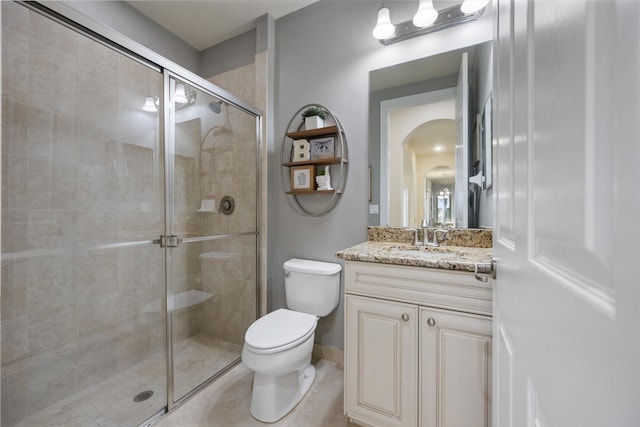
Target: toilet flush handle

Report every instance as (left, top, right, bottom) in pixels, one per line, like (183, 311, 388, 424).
(285, 272, 291, 278)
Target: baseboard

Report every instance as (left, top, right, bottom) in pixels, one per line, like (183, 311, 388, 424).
(312, 344, 344, 365)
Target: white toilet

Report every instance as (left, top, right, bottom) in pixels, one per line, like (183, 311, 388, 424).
(242, 258, 342, 423)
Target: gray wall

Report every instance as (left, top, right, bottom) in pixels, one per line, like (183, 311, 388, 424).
(272, 1, 492, 348)
(61, 1, 199, 71)
(200, 29, 257, 77)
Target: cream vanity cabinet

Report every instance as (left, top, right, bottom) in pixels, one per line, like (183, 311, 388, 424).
(344, 260, 493, 427)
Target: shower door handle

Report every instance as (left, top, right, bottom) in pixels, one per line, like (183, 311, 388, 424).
(159, 235, 182, 248)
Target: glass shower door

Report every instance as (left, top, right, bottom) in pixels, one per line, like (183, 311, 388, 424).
(1, 3, 167, 426)
(166, 76, 259, 403)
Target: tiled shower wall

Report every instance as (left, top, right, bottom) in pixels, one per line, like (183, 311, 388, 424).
(1, 2, 165, 425)
(170, 86, 258, 346)
(164, 60, 260, 346)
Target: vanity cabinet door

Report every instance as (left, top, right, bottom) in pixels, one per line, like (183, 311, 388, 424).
(420, 308, 492, 427)
(345, 295, 418, 427)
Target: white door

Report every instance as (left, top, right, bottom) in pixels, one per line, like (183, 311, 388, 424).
(493, 1, 640, 426)
(454, 52, 469, 228)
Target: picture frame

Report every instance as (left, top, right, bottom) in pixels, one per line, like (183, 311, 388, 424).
(290, 165, 315, 191)
(309, 136, 335, 160)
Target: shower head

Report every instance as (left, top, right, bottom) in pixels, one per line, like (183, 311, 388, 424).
(209, 101, 222, 114)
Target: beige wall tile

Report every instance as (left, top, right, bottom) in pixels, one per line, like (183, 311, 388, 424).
(2, 98, 29, 157)
(27, 209, 77, 251)
(27, 348, 79, 414)
(27, 303, 78, 356)
(1, 316, 28, 372)
(1, 369, 27, 426)
(27, 255, 77, 313)
(1, 260, 27, 321)
(77, 251, 118, 301)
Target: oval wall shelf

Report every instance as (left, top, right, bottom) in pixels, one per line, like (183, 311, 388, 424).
(280, 104, 349, 217)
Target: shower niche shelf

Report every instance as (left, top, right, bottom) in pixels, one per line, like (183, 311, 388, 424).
(281, 105, 349, 217)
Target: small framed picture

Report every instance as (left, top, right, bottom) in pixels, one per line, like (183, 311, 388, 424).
(290, 165, 315, 191)
(309, 137, 335, 160)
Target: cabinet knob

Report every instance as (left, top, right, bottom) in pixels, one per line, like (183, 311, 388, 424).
(427, 318, 436, 327)
(401, 313, 410, 321)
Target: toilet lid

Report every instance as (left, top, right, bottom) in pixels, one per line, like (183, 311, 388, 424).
(245, 309, 317, 351)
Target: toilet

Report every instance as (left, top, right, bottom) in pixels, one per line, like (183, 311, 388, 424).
(242, 258, 342, 423)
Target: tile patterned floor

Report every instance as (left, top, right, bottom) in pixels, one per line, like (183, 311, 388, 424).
(10, 335, 352, 427)
(155, 358, 355, 427)
(11, 335, 241, 427)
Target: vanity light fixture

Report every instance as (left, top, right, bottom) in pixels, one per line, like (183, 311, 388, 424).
(460, 0, 491, 13)
(372, 6, 395, 40)
(373, 1, 487, 45)
(142, 96, 159, 112)
(173, 83, 197, 108)
(174, 83, 188, 103)
(412, 0, 438, 28)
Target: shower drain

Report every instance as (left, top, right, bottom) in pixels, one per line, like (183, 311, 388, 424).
(133, 390, 154, 403)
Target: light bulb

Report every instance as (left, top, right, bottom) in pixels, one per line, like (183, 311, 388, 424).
(413, 0, 438, 28)
(142, 96, 158, 112)
(461, 0, 490, 14)
(174, 83, 188, 103)
(372, 7, 395, 40)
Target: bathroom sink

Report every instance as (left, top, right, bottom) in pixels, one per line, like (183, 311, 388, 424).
(376, 243, 492, 265)
(385, 244, 479, 257)
(391, 249, 467, 259)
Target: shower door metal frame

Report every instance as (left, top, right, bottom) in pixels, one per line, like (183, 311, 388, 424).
(15, 1, 264, 425)
(161, 71, 262, 411)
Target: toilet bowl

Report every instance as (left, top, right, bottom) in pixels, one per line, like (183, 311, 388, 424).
(242, 258, 341, 423)
(242, 309, 318, 422)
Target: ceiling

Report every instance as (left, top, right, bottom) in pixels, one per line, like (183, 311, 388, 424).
(406, 119, 456, 156)
(126, 0, 318, 51)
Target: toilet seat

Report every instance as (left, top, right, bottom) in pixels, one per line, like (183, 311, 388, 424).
(245, 309, 317, 355)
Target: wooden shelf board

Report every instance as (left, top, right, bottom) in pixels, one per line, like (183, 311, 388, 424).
(282, 157, 348, 167)
(286, 125, 339, 140)
(286, 189, 340, 195)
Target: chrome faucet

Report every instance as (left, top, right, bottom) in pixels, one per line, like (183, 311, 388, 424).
(428, 228, 439, 247)
(421, 219, 429, 245)
(413, 228, 421, 246)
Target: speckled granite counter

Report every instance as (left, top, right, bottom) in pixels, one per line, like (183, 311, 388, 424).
(367, 226, 492, 248)
(336, 227, 493, 272)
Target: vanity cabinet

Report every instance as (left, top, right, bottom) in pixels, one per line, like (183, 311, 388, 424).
(345, 295, 418, 427)
(344, 261, 492, 427)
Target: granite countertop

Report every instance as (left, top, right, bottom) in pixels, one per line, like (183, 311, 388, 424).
(335, 241, 493, 272)
(336, 226, 493, 272)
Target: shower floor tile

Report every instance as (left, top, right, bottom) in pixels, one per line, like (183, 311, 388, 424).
(12, 335, 240, 427)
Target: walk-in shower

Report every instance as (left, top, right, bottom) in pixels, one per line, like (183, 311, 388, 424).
(0, 2, 261, 426)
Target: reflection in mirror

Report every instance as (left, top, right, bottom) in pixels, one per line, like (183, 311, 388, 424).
(368, 41, 493, 229)
(427, 166, 455, 227)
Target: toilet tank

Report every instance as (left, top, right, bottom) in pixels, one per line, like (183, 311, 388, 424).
(283, 258, 342, 317)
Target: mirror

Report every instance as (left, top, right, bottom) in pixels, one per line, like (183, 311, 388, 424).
(368, 41, 493, 229)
